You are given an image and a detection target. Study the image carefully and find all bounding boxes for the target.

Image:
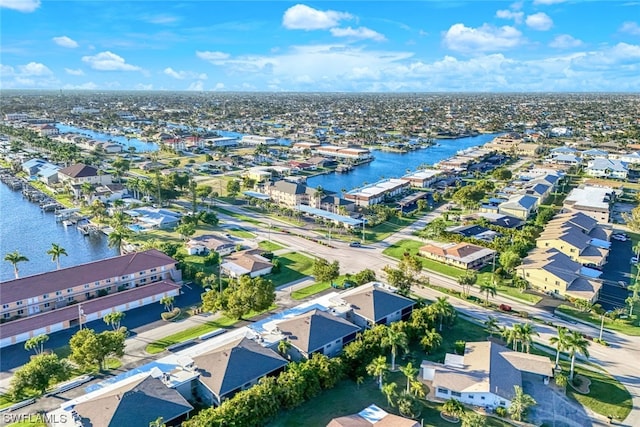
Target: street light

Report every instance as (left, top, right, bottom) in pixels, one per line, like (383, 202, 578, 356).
(78, 304, 85, 330)
(599, 313, 605, 341)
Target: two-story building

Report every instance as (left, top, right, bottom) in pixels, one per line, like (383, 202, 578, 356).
(57, 163, 112, 186)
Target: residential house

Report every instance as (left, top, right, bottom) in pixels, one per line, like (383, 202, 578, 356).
(344, 179, 410, 207)
(186, 234, 235, 256)
(36, 124, 60, 136)
(400, 169, 443, 188)
(419, 242, 496, 270)
(71, 375, 193, 427)
(21, 158, 60, 184)
(498, 194, 539, 220)
(0, 249, 181, 348)
(422, 341, 553, 409)
(58, 163, 112, 186)
(316, 145, 372, 161)
(476, 212, 524, 229)
(276, 309, 360, 360)
(549, 154, 581, 166)
(585, 158, 628, 179)
(563, 185, 614, 224)
(338, 282, 415, 328)
(125, 207, 182, 229)
(446, 224, 500, 242)
(519, 248, 603, 302)
(221, 249, 273, 278)
(327, 404, 420, 427)
(241, 135, 277, 145)
(580, 148, 609, 160)
(192, 336, 287, 406)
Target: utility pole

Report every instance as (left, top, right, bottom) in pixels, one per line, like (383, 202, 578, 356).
(78, 304, 84, 330)
(218, 263, 223, 293)
(362, 218, 365, 243)
(599, 314, 605, 341)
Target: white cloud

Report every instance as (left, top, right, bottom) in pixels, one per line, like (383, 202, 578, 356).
(620, 21, 640, 36)
(0, 0, 40, 12)
(136, 83, 153, 90)
(282, 4, 352, 30)
(533, 0, 566, 4)
(526, 13, 553, 31)
(496, 9, 524, 24)
(52, 36, 79, 48)
(163, 67, 207, 80)
(143, 14, 180, 24)
(196, 51, 231, 63)
(19, 62, 52, 76)
(81, 51, 141, 71)
(549, 34, 582, 49)
(213, 82, 225, 90)
(64, 68, 85, 76)
(187, 81, 204, 91)
(63, 82, 98, 90)
(330, 26, 386, 42)
(443, 23, 523, 53)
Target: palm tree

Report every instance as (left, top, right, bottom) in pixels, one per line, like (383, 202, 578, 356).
(479, 282, 497, 306)
(442, 398, 465, 420)
(461, 412, 486, 427)
(566, 331, 590, 380)
(366, 355, 388, 390)
(420, 328, 442, 354)
(501, 325, 520, 351)
(431, 296, 455, 331)
(160, 296, 175, 312)
(484, 316, 500, 338)
(108, 227, 131, 255)
(381, 382, 397, 408)
(278, 339, 292, 359)
(400, 362, 419, 394)
(508, 385, 536, 421)
(103, 311, 125, 330)
(382, 323, 408, 371)
(4, 251, 29, 279)
(549, 327, 570, 369)
(519, 323, 539, 353)
(46, 243, 68, 270)
(24, 334, 49, 355)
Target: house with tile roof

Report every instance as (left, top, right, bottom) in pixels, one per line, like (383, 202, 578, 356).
(421, 341, 553, 410)
(337, 282, 415, 328)
(419, 242, 496, 270)
(220, 249, 273, 278)
(192, 336, 287, 406)
(327, 404, 420, 427)
(72, 375, 192, 427)
(58, 163, 112, 186)
(186, 234, 235, 256)
(276, 309, 360, 359)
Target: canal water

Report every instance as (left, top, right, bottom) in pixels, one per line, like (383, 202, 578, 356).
(56, 123, 158, 153)
(0, 183, 117, 282)
(307, 133, 500, 192)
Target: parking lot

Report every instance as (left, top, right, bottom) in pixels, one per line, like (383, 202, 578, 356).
(599, 236, 634, 311)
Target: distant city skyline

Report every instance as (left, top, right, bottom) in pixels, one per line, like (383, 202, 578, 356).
(1, 1, 639, 92)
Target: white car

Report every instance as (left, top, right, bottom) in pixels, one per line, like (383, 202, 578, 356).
(612, 235, 627, 241)
(631, 256, 639, 264)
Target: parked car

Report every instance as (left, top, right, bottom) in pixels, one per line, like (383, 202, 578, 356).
(631, 256, 638, 264)
(612, 235, 628, 241)
(499, 304, 512, 312)
(349, 241, 362, 248)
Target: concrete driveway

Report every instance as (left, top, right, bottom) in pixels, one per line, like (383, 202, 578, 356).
(522, 371, 598, 427)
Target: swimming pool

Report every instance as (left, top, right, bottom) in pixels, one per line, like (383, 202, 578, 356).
(128, 224, 145, 232)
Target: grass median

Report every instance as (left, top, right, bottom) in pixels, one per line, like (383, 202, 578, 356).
(145, 316, 237, 354)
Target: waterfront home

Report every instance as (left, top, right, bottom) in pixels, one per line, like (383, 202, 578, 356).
(203, 136, 238, 148)
(336, 282, 415, 329)
(35, 124, 60, 137)
(344, 178, 409, 207)
(519, 248, 603, 302)
(316, 145, 372, 161)
(185, 234, 235, 256)
(327, 404, 420, 427)
(400, 169, 443, 188)
(610, 151, 640, 164)
(92, 183, 127, 203)
(69, 375, 193, 427)
(419, 242, 496, 270)
(0, 249, 181, 348)
(192, 336, 287, 406)
(220, 249, 273, 278)
(241, 135, 277, 145)
(422, 341, 553, 410)
(585, 158, 629, 179)
(124, 207, 181, 229)
(580, 148, 609, 160)
(548, 154, 581, 166)
(58, 163, 112, 186)
(291, 141, 321, 152)
(562, 185, 615, 224)
(275, 309, 360, 360)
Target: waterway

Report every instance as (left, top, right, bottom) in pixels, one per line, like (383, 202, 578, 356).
(0, 184, 117, 282)
(307, 133, 501, 192)
(56, 123, 158, 153)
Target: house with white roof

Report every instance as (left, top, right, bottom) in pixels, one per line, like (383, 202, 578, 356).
(585, 158, 628, 179)
(344, 178, 410, 207)
(400, 169, 443, 188)
(563, 185, 614, 224)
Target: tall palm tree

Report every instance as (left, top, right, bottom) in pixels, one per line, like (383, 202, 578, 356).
(479, 282, 497, 306)
(46, 243, 68, 270)
(366, 355, 388, 390)
(382, 323, 409, 371)
(549, 327, 570, 369)
(4, 251, 29, 279)
(501, 325, 520, 351)
(431, 296, 455, 331)
(508, 385, 536, 421)
(381, 382, 397, 408)
(400, 362, 419, 394)
(519, 323, 539, 353)
(420, 328, 442, 354)
(108, 227, 131, 255)
(484, 316, 500, 338)
(566, 331, 590, 380)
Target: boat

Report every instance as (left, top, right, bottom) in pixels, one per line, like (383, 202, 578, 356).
(62, 220, 73, 227)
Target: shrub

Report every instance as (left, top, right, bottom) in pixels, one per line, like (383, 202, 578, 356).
(572, 376, 583, 387)
(495, 406, 507, 417)
(454, 340, 466, 355)
(161, 308, 181, 321)
(519, 311, 529, 318)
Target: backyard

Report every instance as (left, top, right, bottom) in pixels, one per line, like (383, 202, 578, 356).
(268, 251, 315, 287)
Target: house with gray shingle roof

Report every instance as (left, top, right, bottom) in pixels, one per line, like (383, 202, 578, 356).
(586, 158, 628, 179)
(192, 336, 287, 406)
(276, 309, 360, 359)
(498, 194, 539, 219)
(339, 282, 414, 328)
(421, 341, 552, 410)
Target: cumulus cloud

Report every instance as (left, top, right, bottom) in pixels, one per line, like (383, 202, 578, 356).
(526, 13, 553, 31)
(620, 21, 640, 36)
(0, 62, 58, 89)
(187, 81, 204, 91)
(443, 23, 523, 53)
(533, 0, 566, 4)
(19, 62, 52, 76)
(0, 0, 40, 12)
(196, 51, 231, 63)
(549, 34, 582, 49)
(53, 36, 79, 48)
(163, 67, 207, 80)
(496, 9, 524, 24)
(330, 26, 386, 41)
(282, 4, 352, 30)
(81, 51, 141, 71)
(63, 82, 98, 90)
(64, 68, 85, 76)
(213, 82, 225, 90)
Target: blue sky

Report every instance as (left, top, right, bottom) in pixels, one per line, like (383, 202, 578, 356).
(1, 1, 639, 92)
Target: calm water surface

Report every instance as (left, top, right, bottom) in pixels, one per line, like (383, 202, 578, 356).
(0, 184, 117, 282)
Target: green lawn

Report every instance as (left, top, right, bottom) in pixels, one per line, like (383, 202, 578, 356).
(495, 283, 543, 304)
(290, 275, 351, 300)
(267, 252, 315, 287)
(6, 418, 47, 427)
(227, 228, 255, 239)
(214, 207, 262, 225)
(145, 316, 237, 354)
(364, 215, 421, 242)
(556, 305, 640, 336)
(259, 240, 285, 251)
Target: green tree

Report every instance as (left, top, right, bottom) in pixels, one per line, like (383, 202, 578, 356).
(492, 168, 512, 181)
(366, 355, 388, 390)
(519, 323, 539, 353)
(69, 328, 126, 371)
(431, 296, 455, 331)
(226, 179, 241, 196)
(442, 398, 465, 419)
(24, 334, 49, 355)
(160, 296, 175, 312)
(461, 412, 486, 427)
(479, 282, 497, 305)
(103, 311, 125, 330)
(500, 250, 521, 275)
(566, 330, 590, 380)
(457, 271, 477, 297)
(400, 362, 419, 394)
(382, 265, 412, 296)
(10, 354, 71, 398)
(4, 250, 29, 279)
(353, 268, 376, 285)
(550, 326, 570, 368)
(508, 385, 536, 421)
(484, 316, 500, 338)
(313, 258, 340, 283)
(278, 339, 292, 359)
(47, 243, 68, 270)
(420, 328, 442, 354)
(381, 382, 397, 408)
(107, 226, 131, 255)
(176, 223, 196, 240)
(211, 275, 275, 320)
(382, 322, 408, 371)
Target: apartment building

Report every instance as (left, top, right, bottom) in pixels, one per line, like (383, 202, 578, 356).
(563, 185, 614, 224)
